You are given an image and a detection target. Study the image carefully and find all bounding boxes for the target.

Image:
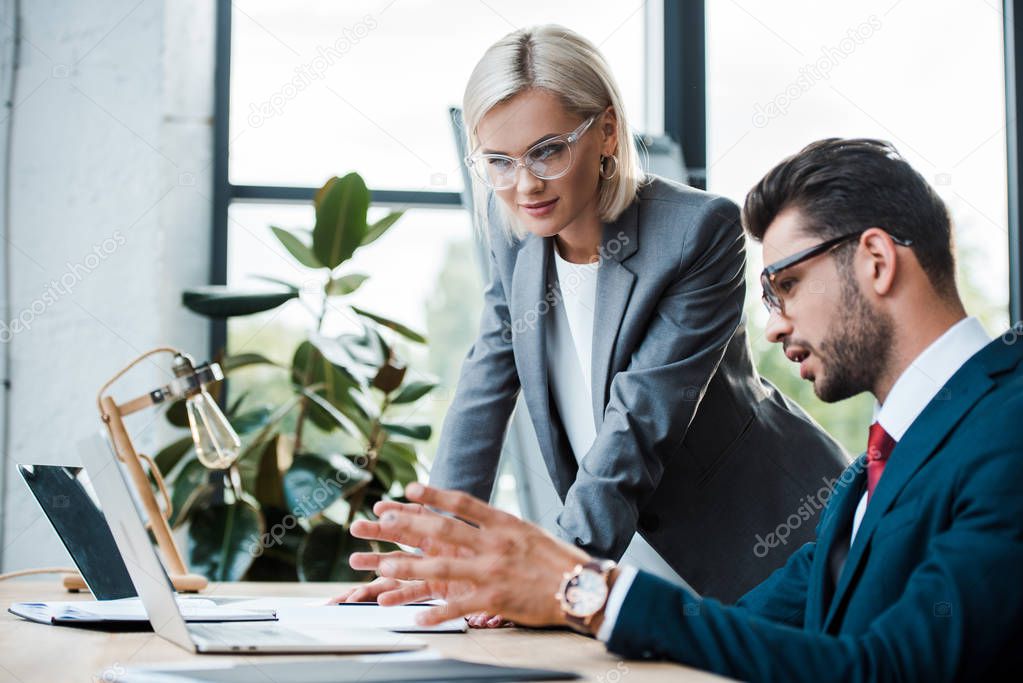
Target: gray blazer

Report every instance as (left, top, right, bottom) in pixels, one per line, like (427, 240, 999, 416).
(430, 176, 849, 602)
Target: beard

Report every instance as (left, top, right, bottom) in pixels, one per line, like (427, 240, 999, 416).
(812, 274, 895, 403)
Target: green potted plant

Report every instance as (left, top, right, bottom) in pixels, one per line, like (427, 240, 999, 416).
(157, 172, 436, 582)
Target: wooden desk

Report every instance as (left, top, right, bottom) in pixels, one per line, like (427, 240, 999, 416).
(0, 581, 726, 682)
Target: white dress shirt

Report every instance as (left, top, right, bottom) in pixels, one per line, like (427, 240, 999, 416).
(598, 316, 991, 642)
(546, 245, 691, 591)
(848, 316, 991, 545)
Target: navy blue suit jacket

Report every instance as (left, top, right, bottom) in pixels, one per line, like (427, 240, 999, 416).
(606, 334, 1023, 681)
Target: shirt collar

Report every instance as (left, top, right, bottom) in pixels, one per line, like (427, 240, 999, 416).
(874, 316, 990, 441)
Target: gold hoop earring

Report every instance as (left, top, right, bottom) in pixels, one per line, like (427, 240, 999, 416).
(600, 154, 619, 180)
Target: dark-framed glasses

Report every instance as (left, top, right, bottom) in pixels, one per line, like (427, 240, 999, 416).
(760, 230, 913, 315)
(465, 115, 597, 190)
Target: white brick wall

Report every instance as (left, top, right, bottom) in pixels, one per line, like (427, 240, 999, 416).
(0, 0, 215, 573)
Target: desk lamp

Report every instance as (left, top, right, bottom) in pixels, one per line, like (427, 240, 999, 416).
(65, 347, 241, 593)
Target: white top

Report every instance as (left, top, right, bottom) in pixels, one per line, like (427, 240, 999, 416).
(546, 245, 691, 597)
(848, 316, 990, 545)
(599, 316, 991, 643)
(547, 246, 599, 457)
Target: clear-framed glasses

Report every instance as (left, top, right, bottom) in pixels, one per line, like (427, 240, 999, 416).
(465, 115, 597, 190)
(760, 230, 913, 315)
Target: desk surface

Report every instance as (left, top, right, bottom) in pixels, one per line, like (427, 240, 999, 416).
(0, 580, 726, 683)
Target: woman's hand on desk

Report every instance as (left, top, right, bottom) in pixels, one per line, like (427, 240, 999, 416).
(329, 577, 429, 604)
(330, 577, 512, 628)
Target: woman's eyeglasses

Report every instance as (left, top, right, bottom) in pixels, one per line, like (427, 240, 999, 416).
(465, 115, 597, 190)
(760, 230, 914, 315)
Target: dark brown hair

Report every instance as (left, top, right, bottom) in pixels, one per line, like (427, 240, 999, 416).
(742, 138, 957, 297)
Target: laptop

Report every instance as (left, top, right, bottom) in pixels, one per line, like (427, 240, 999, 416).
(18, 463, 137, 600)
(79, 431, 425, 655)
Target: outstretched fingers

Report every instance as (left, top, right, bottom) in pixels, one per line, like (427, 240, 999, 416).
(377, 580, 437, 606)
(378, 555, 481, 584)
(404, 483, 508, 528)
(349, 550, 421, 572)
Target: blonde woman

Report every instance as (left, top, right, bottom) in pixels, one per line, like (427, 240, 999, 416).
(338, 25, 846, 621)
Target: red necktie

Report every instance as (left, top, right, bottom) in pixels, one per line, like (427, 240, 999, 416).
(866, 422, 896, 501)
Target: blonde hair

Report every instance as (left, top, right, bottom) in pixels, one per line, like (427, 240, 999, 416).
(462, 25, 646, 239)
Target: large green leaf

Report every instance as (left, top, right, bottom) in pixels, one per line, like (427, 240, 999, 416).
(326, 273, 369, 297)
(350, 306, 427, 343)
(270, 226, 323, 269)
(361, 211, 404, 246)
(165, 398, 188, 427)
(292, 341, 367, 435)
(373, 457, 418, 491)
(381, 422, 432, 441)
(187, 492, 263, 581)
(379, 440, 419, 467)
(169, 457, 211, 527)
(253, 436, 285, 509)
(308, 333, 374, 387)
(182, 286, 299, 318)
(154, 435, 194, 475)
(281, 453, 371, 518)
(391, 380, 438, 405)
(222, 353, 279, 373)
(243, 505, 307, 581)
(312, 173, 371, 269)
(297, 522, 374, 582)
(230, 406, 274, 435)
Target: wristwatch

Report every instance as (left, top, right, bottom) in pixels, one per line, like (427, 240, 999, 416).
(555, 559, 617, 632)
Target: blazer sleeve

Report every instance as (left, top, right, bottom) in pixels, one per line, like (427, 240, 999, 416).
(556, 196, 746, 559)
(605, 445, 1023, 682)
(428, 240, 521, 501)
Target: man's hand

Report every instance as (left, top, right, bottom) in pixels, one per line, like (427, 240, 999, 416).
(349, 482, 591, 628)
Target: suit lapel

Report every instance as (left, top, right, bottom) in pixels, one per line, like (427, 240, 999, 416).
(590, 202, 640, 427)
(806, 459, 866, 631)
(821, 354, 997, 631)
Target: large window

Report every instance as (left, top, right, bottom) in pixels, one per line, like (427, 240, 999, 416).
(707, 0, 1010, 451)
(221, 1, 650, 470)
(228, 0, 647, 190)
(215, 0, 1017, 483)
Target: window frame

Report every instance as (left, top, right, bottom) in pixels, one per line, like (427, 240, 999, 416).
(208, 0, 709, 357)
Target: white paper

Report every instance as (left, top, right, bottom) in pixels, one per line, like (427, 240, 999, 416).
(227, 599, 467, 633)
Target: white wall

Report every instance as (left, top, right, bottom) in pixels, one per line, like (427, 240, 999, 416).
(0, 0, 216, 572)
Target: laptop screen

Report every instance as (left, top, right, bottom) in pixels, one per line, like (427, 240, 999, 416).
(18, 463, 136, 600)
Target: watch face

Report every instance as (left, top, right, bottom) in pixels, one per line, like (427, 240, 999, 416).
(564, 568, 609, 618)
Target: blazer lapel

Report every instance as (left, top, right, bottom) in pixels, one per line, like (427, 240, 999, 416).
(590, 202, 640, 427)
(510, 236, 575, 495)
(822, 354, 997, 631)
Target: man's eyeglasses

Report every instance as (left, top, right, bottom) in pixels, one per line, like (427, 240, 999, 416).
(760, 230, 914, 315)
(465, 115, 597, 190)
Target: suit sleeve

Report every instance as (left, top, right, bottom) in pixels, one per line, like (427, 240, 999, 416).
(556, 196, 746, 559)
(428, 240, 521, 501)
(734, 540, 815, 626)
(605, 446, 1023, 682)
